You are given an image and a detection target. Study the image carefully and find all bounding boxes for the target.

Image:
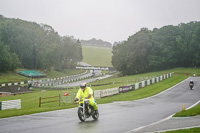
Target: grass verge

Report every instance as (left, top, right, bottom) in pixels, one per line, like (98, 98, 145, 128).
(173, 104, 200, 117)
(163, 127, 200, 133)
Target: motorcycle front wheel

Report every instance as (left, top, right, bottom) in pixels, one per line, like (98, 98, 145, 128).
(78, 107, 86, 122)
(92, 110, 99, 120)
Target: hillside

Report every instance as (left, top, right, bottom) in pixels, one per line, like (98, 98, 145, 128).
(81, 38, 112, 48)
(82, 46, 113, 67)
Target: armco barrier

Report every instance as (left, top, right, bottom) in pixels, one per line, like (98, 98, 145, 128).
(131, 84, 135, 90)
(101, 87, 119, 97)
(94, 90, 101, 99)
(0, 99, 21, 110)
(94, 73, 173, 99)
(119, 86, 131, 93)
(135, 83, 139, 90)
(0, 81, 27, 87)
(141, 81, 145, 88)
(94, 88, 119, 98)
(0, 71, 89, 87)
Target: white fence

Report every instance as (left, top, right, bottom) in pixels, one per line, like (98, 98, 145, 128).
(0, 99, 21, 110)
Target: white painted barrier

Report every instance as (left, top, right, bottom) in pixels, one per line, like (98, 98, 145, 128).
(93, 73, 173, 99)
(135, 83, 139, 90)
(141, 81, 145, 87)
(147, 80, 150, 86)
(152, 78, 155, 84)
(160, 76, 163, 81)
(101, 88, 119, 97)
(0, 99, 21, 110)
(94, 88, 119, 98)
(94, 90, 101, 99)
(156, 77, 159, 82)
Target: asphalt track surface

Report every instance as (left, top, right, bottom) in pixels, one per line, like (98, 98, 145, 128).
(0, 77, 200, 133)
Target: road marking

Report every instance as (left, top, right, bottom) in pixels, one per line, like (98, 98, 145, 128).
(186, 99, 200, 110)
(126, 114, 174, 133)
(134, 77, 189, 102)
(154, 125, 200, 133)
(126, 77, 200, 133)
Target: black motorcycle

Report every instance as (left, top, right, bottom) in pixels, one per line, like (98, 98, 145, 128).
(189, 82, 194, 90)
(77, 97, 99, 122)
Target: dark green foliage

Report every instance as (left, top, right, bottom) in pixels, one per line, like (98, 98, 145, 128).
(0, 15, 83, 72)
(112, 21, 200, 75)
(0, 42, 21, 72)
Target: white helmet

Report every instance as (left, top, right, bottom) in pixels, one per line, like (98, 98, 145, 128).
(80, 82, 87, 89)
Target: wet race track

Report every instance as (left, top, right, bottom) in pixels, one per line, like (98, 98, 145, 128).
(0, 77, 200, 133)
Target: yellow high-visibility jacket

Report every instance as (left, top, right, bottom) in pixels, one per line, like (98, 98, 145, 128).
(76, 87, 95, 103)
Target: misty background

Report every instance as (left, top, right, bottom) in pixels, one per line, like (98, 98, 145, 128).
(0, 0, 200, 44)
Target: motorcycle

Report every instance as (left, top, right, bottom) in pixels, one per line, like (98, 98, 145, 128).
(77, 96, 99, 122)
(189, 83, 194, 90)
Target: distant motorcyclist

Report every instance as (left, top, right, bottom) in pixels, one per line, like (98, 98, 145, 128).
(74, 82, 98, 112)
(189, 80, 194, 90)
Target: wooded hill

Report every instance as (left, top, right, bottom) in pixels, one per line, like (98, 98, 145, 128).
(0, 15, 83, 73)
(112, 21, 200, 75)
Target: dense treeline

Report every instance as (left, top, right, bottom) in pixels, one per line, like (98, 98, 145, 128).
(112, 21, 200, 75)
(0, 15, 83, 73)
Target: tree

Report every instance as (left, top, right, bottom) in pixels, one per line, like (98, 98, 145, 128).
(112, 28, 152, 75)
(0, 15, 84, 72)
(149, 25, 179, 70)
(112, 21, 200, 75)
(176, 22, 200, 67)
(0, 42, 21, 72)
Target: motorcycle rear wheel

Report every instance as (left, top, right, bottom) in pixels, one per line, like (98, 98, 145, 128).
(78, 107, 86, 122)
(190, 85, 193, 90)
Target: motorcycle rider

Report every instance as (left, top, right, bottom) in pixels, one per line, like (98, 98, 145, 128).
(74, 82, 98, 112)
(189, 80, 194, 90)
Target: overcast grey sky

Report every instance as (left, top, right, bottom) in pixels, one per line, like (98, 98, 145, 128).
(0, 0, 200, 43)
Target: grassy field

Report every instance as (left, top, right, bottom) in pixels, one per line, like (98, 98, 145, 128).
(82, 45, 113, 67)
(0, 70, 28, 84)
(1, 67, 198, 118)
